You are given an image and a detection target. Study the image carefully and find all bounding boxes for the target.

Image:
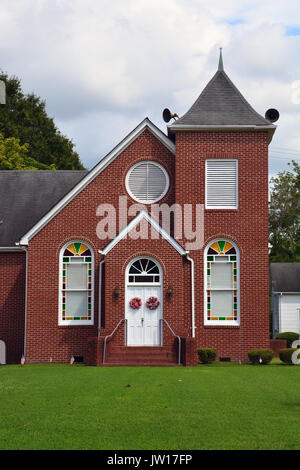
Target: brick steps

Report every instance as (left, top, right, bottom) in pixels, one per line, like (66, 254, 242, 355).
(103, 362, 182, 367)
(104, 345, 180, 366)
(108, 351, 177, 359)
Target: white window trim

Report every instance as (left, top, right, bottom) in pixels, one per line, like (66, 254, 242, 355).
(127, 256, 162, 286)
(204, 239, 240, 326)
(58, 240, 94, 326)
(205, 159, 238, 210)
(125, 161, 170, 204)
(126, 256, 163, 287)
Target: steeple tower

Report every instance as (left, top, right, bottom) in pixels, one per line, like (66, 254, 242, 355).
(168, 49, 276, 142)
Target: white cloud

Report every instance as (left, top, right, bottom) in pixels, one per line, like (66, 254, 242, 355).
(0, 0, 299, 174)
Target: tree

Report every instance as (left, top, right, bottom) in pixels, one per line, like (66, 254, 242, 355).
(0, 71, 85, 170)
(269, 161, 300, 262)
(0, 132, 56, 170)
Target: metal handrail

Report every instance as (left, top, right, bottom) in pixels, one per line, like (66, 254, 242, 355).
(160, 319, 181, 365)
(103, 318, 127, 364)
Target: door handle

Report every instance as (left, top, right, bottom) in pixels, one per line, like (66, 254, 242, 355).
(141, 317, 144, 323)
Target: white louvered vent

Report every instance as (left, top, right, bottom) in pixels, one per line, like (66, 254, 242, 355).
(206, 160, 238, 209)
(126, 161, 169, 203)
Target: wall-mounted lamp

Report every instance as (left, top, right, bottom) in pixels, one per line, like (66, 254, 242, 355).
(167, 286, 173, 298)
(113, 286, 120, 299)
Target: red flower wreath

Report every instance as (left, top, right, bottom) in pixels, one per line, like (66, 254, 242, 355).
(146, 296, 160, 310)
(129, 297, 142, 309)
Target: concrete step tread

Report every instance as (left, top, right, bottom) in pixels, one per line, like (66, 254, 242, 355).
(103, 362, 182, 367)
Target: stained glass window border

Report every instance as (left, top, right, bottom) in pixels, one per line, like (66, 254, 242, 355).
(59, 240, 94, 326)
(205, 239, 239, 325)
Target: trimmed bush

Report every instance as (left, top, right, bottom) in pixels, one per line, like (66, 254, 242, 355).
(276, 332, 299, 348)
(248, 349, 274, 365)
(279, 348, 299, 364)
(197, 348, 217, 364)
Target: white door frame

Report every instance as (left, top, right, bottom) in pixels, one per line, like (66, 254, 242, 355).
(125, 256, 163, 346)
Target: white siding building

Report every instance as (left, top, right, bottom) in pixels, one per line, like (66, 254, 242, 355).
(271, 263, 300, 337)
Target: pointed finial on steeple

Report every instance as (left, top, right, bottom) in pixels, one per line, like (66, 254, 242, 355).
(218, 47, 224, 71)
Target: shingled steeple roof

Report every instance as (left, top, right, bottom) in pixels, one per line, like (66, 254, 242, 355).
(168, 49, 276, 140)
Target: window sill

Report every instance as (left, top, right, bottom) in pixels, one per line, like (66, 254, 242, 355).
(58, 323, 95, 328)
(204, 324, 240, 329)
(205, 208, 238, 212)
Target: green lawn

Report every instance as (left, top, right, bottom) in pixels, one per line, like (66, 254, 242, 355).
(0, 361, 300, 450)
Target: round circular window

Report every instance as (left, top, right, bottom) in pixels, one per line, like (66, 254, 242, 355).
(125, 161, 169, 204)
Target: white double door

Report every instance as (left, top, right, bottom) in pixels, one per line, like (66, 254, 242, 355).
(126, 285, 162, 346)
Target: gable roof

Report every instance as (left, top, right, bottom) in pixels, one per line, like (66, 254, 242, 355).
(14, 118, 174, 246)
(168, 52, 276, 141)
(99, 209, 187, 256)
(0, 170, 88, 247)
(270, 263, 300, 293)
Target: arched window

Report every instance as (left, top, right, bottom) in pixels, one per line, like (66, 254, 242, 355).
(59, 241, 94, 325)
(205, 239, 239, 325)
(127, 257, 161, 285)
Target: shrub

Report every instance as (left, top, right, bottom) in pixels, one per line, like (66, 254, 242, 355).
(197, 348, 217, 364)
(248, 349, 274, 365)
(279, 348, 299, 364)
(276, 332, 299, 348)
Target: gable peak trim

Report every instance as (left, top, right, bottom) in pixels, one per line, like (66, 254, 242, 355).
(99, 209, 187, 256)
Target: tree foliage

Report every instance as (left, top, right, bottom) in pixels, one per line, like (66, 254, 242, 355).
(269, 161, 300, 262)
(0, 132, 56, 170)
(0, 71, 85, 170)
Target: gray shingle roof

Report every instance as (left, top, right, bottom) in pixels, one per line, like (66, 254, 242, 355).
(270, 263, 300, 293)
(0, 170, 88, 247)
(168, 65, 276, 130)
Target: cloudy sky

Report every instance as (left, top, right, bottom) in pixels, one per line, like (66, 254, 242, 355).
(0, 0, 300, 177)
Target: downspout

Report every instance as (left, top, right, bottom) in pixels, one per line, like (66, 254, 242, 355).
(17, 245, 28, 356)
(279, 292, 282, 333)
(185, 252, 195, 338)
(98, 257, 105, 337)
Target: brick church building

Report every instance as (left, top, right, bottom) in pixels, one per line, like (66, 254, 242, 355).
(0, 52, 276, 366)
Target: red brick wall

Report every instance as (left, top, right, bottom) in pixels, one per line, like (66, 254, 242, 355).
(0, 252, 26, 363)
(25, 129, 176, 363)
(174, 131, 270, 361)
(24, 127, 270, 363)
(270, 339, 287, 357)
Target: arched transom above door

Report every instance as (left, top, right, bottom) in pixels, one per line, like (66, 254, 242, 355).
(128, 257, 161, 285)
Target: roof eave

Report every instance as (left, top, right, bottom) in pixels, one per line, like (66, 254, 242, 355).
(168, 124, 276, 131)
(168, 124, 276, 143)
(273, 291, 300, 294)
(0, 246, 26, 252)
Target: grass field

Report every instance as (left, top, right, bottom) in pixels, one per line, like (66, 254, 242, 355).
(0, 361, 300, 450)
